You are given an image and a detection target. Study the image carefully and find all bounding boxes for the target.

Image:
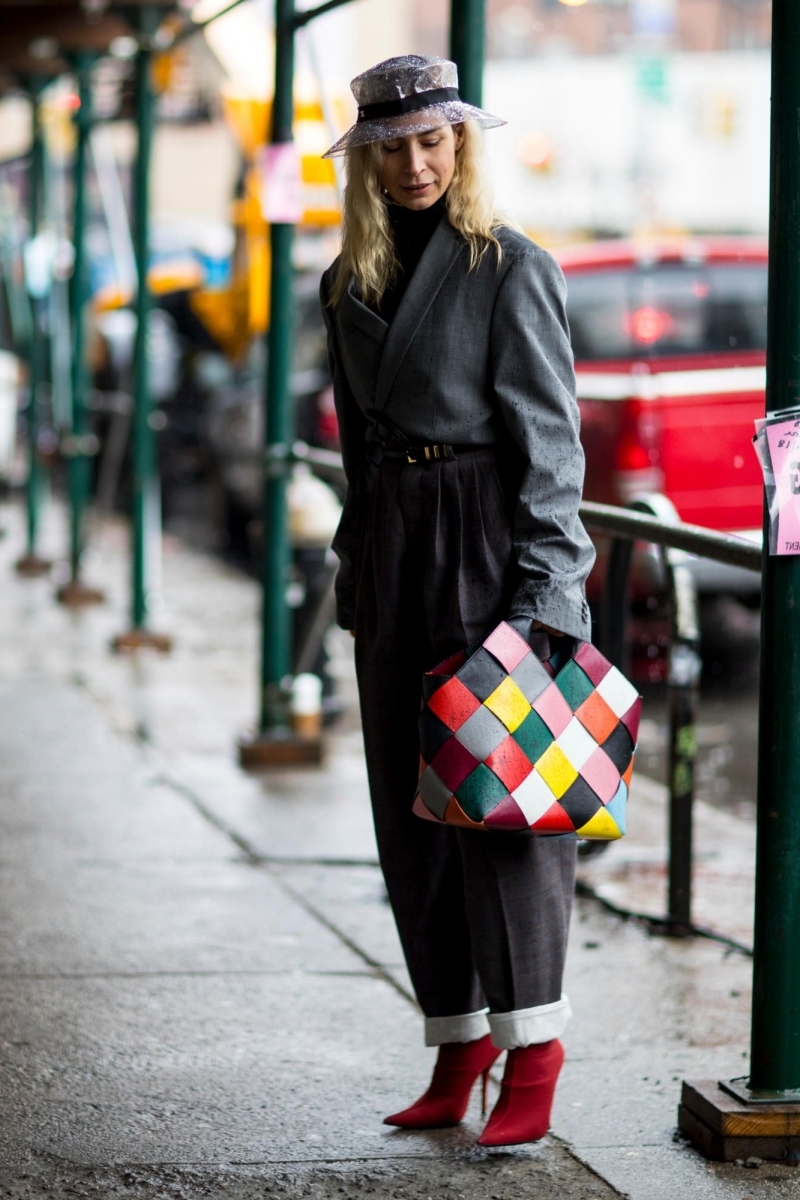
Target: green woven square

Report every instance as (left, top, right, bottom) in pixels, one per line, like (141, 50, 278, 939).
(455, 764, 508, 822)
(556, 660, 596, 712)
(512, 709, 554, 763)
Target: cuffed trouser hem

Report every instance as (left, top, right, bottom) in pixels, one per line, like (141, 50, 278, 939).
(425, 1009, 491, 1047)
(488, 995, 572, 1049)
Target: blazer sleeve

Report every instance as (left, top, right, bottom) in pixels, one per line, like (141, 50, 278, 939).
(320, 269, 368, 630)
(490, 247, 596, 641)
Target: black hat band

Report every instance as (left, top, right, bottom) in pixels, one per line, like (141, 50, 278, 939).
(356, 87, 461, 124)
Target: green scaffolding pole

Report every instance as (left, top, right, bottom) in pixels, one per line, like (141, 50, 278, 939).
(113, 6, 171, 652)
(17, 78, 50, 576)
(449, 0, 486, 106)
(259, 0, 296, 733)
(749, 0, 800, 1099)
(59, 52, 104, 606)
(132, 25, 155, 629)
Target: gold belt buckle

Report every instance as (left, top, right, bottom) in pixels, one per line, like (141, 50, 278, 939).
(407, 444, 449, 464)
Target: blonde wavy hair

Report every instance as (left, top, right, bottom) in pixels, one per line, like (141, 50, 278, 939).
(328, 120, 505, 308)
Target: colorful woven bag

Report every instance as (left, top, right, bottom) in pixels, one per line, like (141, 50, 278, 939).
(413, 622, 641, 840)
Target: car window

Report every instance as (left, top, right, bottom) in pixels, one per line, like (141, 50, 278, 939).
(565, 263, 768, 360)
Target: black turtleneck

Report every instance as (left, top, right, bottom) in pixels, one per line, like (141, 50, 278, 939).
(377, 197, 446, 323)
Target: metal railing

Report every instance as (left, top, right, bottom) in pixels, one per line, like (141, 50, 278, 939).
(580, 495, 760, 936)
(295, 442, 763, 936)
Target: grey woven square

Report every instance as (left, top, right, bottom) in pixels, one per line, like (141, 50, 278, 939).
(418, 764, 452, 819)
(454, 704, 508, 760)
(510, 652, 552, 704)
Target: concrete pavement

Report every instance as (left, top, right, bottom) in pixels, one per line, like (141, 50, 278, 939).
(0, 502, 796, 1198)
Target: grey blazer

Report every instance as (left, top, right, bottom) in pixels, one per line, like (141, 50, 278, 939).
(320, 217, 596, 640)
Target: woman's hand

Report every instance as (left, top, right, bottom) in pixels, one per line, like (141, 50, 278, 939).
(533, 620, 565, 637)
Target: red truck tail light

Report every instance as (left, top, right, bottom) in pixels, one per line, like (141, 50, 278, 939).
(625, 306, 675, 346)
(613, 398, 664, 502)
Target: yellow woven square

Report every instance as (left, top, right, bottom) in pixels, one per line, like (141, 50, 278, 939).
(535, 743, 579, 799)
(484, 676, 532, 732)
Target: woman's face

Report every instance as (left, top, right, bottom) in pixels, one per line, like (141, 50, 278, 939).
(379, 124, 464, 209)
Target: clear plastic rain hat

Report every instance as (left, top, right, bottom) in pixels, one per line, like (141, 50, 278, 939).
(322, 55, 505, 158)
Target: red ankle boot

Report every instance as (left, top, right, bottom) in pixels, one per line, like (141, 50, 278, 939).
(384, 1034, 501, 1129)
(477, 1038, 564, 1146)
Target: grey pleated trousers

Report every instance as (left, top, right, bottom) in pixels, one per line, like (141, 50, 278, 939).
(353, 449, 577, 1048)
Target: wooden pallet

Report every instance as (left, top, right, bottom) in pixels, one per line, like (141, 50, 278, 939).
(679, 1079, 800, 1162)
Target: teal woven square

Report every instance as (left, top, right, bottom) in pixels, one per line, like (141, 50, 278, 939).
(512, 709, 554, 764)
(455, 764, 508, 822)
(556, 660, 596, 712)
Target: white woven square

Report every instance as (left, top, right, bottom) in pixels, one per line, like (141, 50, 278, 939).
(556, 717, 597, 771)
(596, 666, 639, 718)
(512, 770, 557, 826)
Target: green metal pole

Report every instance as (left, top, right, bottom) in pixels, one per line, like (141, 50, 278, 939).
(66, 53, 94, 584)
(749, 0, 800, 1097)
(449, 0, 485, 106)
(258, 0, 296, 732)
(22, 79, 48, 568)
(131, 11, 157, 631)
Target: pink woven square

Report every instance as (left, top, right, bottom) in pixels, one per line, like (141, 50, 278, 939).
(482, 623, 531, 672)
(531, 682, 573, 738)
(579, 747, 621, 804)
(574, 641, 613, 687)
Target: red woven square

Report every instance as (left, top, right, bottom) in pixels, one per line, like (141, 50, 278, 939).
(428, 677, 482, 731)
(530, 800, 576, 833)
(485, 736, 534, 792)
(574, 641, 613, 686)
(621, 696, 642, 745)
(430, 737, 480, 793)
(484, 795, 530, 831)
(482, 623, 531, 673)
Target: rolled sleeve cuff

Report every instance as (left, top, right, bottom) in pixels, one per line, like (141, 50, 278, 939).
(488, 995, 572, 1049)
(424, 1009, 491, 1046)
(510, 582, 591, 643)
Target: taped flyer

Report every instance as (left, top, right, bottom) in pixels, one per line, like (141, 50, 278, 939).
(752, 407, 800, 555)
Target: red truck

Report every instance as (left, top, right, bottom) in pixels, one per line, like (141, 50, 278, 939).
(558, 237, 767, 603)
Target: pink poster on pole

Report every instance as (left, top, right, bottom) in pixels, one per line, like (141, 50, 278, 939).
(765, 415, 800, 554)
(257, 143, 303, 224)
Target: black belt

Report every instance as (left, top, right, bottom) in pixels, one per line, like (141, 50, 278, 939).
(378, 438, 491, 464)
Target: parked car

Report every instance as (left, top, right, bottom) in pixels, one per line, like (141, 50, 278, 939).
(557, 237, 767, 602)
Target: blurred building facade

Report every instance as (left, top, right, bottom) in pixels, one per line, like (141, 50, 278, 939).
(417, 0, 771, 60)
(0, 0, 774, 270)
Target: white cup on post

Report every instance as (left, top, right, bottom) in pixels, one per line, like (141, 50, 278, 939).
(290, 673, 323, 740)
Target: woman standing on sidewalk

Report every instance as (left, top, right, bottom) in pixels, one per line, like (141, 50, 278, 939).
(320, 55, 595, 1146)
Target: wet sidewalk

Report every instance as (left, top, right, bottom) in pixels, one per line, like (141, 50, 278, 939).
(0, 503, 794, 1199)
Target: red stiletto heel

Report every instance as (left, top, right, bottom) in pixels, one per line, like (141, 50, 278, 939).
(384, 1034, 501, 1129)
(478, 1038, 565, 1146)
(481, 1066, 491, 1115)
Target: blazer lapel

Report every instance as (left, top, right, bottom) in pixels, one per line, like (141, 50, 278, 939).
(375, 217, 464, 410)
(340, 280, 388, 344)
